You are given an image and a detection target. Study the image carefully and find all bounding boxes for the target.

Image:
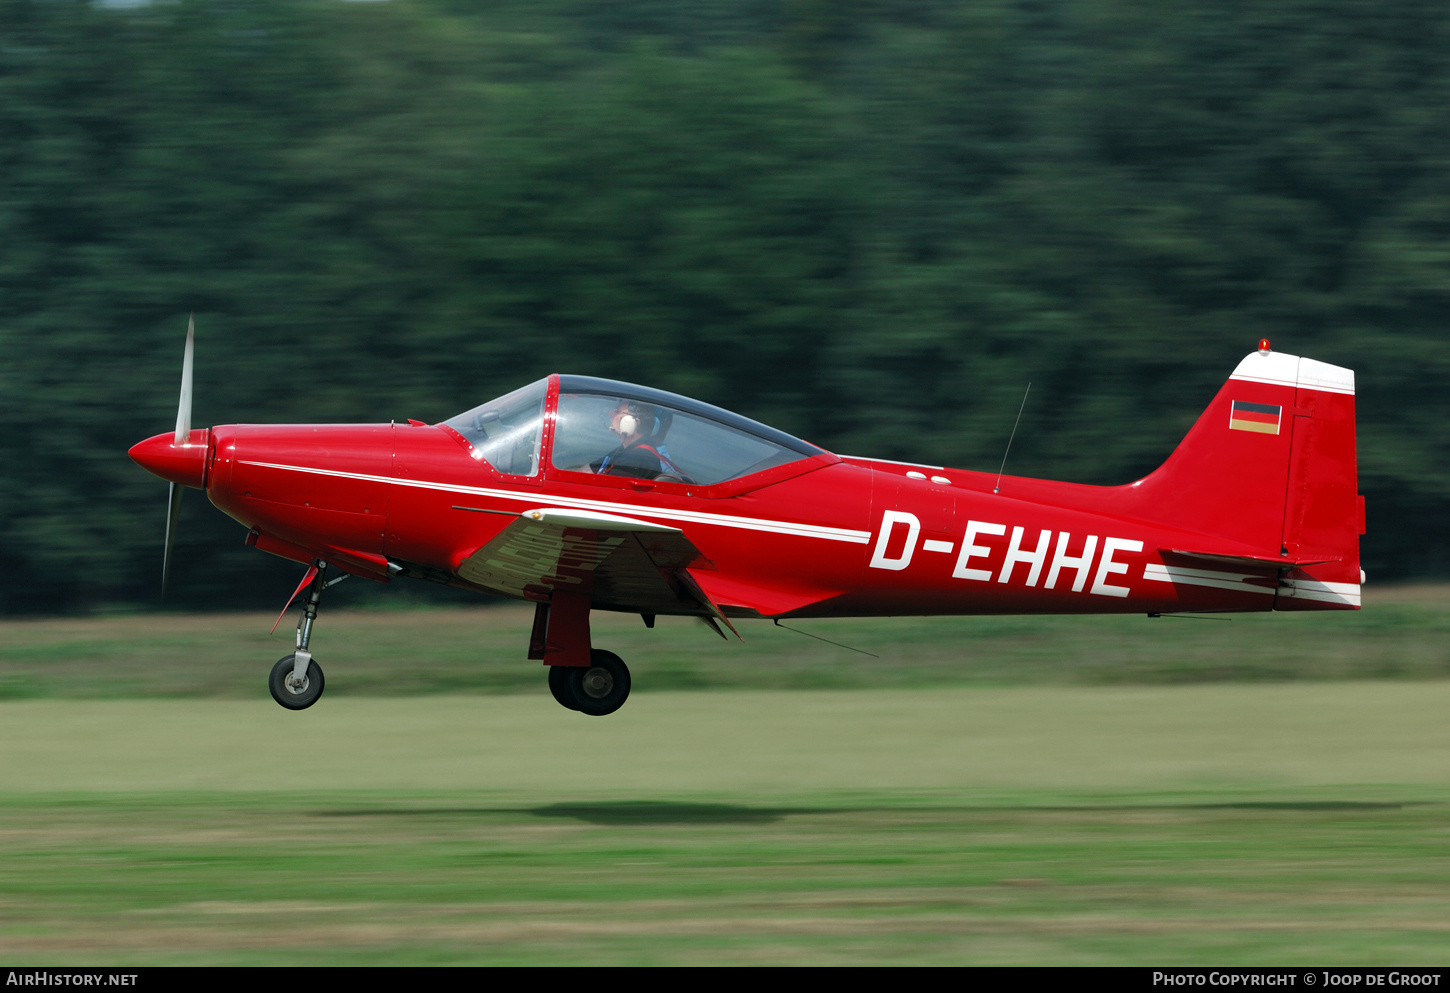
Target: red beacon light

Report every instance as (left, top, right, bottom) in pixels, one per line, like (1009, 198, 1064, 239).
(1258, 338, 1272, 354)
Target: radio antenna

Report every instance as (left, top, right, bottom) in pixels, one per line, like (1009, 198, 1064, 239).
(993, 382, 1031, 495)
(773, 620, 879, 658)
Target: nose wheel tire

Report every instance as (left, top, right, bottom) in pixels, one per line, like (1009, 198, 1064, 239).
(269, 655, 325, 710)
(564, 649, 631, 716)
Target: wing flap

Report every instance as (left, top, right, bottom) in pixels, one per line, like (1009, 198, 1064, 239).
(690, 572, 845, 618)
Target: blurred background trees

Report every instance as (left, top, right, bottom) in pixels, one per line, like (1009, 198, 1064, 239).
(1, 0, 1446, 613)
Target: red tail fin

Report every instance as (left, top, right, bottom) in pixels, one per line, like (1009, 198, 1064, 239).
(1126, 347, 1362, 610)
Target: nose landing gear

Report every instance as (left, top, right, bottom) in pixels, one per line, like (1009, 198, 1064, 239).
(269, 653, 325, 710)
(268, 560, 346, 711)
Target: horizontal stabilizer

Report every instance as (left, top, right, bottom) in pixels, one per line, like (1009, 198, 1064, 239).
(1162, 548, 1340, 571)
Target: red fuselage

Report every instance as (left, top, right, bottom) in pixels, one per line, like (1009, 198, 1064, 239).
(131, 367, 1361, 619)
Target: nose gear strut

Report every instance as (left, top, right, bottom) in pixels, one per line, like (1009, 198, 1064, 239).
(268, 560, 348, 711)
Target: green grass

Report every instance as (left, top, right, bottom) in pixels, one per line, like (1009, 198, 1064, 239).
(1, 585, 1446, 700)
(1, 591, 1446, 963)
(0, 686, 1449, 964)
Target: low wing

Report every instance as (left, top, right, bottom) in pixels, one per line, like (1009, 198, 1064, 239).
(455, 508, 738, 634)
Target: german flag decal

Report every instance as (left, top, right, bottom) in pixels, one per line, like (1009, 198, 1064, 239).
(1229, 400, 1282, 435)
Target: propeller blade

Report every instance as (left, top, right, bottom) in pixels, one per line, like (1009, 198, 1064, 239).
(174, 314, 194, 446)
(163, 480, 183, 595)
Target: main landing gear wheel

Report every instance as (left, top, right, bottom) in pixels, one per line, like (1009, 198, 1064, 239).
(548, 664, 580, 712)
(566, 649, 631, 717)
(269, 654, 325, 710)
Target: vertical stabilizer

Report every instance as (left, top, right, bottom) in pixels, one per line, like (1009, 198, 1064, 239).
(1123, 346, 1362, 610)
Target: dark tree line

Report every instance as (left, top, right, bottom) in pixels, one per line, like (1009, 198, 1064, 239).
(1, 0, 1446, 613)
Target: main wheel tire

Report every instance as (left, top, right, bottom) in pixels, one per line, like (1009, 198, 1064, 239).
(566, 649, 631, 717)
(548, 664, 580, 712)
(269, 655, 325, 710)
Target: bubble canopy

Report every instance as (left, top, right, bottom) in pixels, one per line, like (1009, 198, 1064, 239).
(443, 375, 826, 485)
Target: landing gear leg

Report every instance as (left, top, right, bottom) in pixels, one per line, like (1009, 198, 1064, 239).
(533, 594, 632, 716)
(269, 560, 346, 711)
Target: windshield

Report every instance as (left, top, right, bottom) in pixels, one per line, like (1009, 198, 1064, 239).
(443, 379, 546, 476)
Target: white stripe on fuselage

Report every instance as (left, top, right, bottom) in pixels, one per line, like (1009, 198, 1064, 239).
(1143, 564, 1360, 605)
(236, 461, 873, 544)
(1280, 577, 1361, 606)
(1142, 563, 1277, 595)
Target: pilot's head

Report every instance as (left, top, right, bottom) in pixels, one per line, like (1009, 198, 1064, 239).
(609, 400, 655, 444)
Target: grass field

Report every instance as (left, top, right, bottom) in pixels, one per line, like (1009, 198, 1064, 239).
(0, 588, 1447, 964)
(2, 686, 1449, 965)
(2, 585, 1447, 699)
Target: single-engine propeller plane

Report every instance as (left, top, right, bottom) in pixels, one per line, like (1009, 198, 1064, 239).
(130, 323, 1363, 715)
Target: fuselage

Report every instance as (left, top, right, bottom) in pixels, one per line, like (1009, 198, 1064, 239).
(176, 433, 1343, 619)
(130, 361, 1362, 620)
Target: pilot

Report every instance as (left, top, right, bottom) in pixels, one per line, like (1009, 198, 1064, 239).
(591, 400, 663, 479)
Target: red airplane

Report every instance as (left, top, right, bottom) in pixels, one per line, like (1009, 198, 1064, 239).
(130, 323, 1363, 716)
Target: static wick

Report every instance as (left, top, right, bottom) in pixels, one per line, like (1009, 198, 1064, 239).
(994, 382, 1031, 495)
